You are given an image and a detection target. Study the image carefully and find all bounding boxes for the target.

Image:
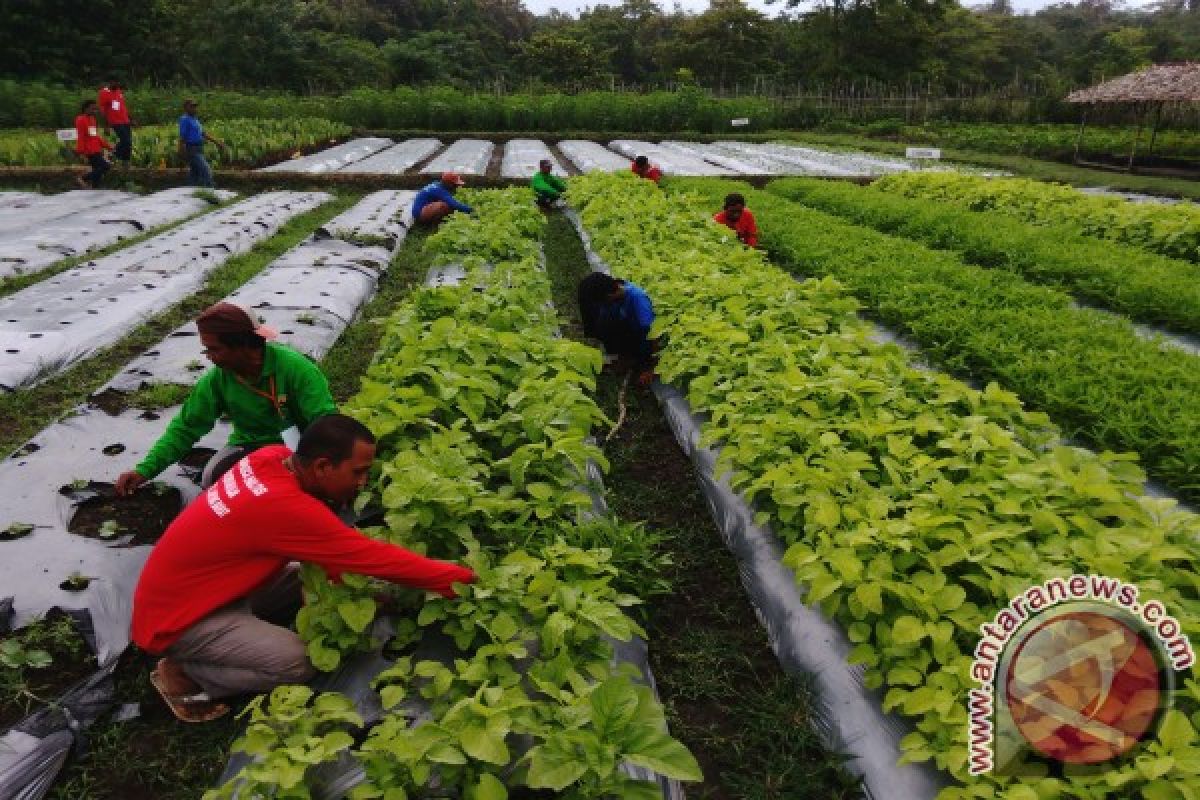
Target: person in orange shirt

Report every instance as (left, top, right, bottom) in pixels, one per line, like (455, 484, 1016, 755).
(631, 155, 663, 184)
(713, 192, 758, 248)
(74, 99, 114, 189)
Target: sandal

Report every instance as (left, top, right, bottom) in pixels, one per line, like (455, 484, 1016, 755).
(149, 659, 230, 723)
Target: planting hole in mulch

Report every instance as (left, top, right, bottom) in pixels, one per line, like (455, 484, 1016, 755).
(63, 481, 182, 546)
(178, 446, 216, 485)
(0, 608, 96, 731)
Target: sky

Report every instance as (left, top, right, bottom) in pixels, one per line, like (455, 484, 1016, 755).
(521, 0, 1157, 15)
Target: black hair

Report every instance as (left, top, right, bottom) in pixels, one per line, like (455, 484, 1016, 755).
(634, 155, 648, 168)
(215, 331, 267, 351)
(295, 414, 376, 465)
(578, 272, 621, 338)
(723, 192, 746, 208)
(81, 99, 97, 112)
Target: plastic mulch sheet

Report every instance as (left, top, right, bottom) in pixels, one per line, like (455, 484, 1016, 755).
(336, 141, 443, 176)
(499, 139, 564, 179)
(0, 406, 232, 800)
(0, 190, 418, 800)
(607, 140, 735, 177)
(0, 191, 133, 238)
(556, 141, 631, 174)
(315, 190, 415, 247)
(419, 139, 494, 177)
(101, 192, 413, 394)
(0, 188, 237, 281)
(259, 138, 393, 174)
(0, 192, 331, 391)
(659, 141, 769, 175)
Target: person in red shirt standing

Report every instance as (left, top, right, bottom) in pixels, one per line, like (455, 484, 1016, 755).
(97, 77, 133, 167)
(74, 99, 113, 189)
(631, 155, 663, 184)
(132, 414, 476, 722)
(713, 192, 758, 248)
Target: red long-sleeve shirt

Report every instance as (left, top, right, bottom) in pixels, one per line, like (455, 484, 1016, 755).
(631, 161, 663, 184)
(713, 208, 758, 248)
(74, 114, 111, 156)
(97, 87, 131, 125)
(131, 445, 476, 653)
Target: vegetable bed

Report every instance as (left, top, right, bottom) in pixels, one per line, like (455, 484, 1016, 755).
(873, 173, 1200, 265)
(766, 178, 1200, 337)
(210, 189, 701, 799)
(571, 171, 1200, 799)
(674, 178, 1200, 505)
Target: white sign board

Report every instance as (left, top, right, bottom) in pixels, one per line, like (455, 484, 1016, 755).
(730, 118, 750, 127)
(56, 129, 78, 142)
(905, 147, 941, 160)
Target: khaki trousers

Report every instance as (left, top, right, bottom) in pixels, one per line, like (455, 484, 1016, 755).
(164, 567, 315, 699)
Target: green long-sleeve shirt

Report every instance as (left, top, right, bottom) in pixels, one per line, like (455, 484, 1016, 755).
(531, 171, 567, 201)
(135, 343, 337, 479)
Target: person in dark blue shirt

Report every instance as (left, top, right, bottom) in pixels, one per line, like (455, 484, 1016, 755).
(578, 271, 663, 387)
(412, 172, 474, 226)
(178, 99, 226, 188)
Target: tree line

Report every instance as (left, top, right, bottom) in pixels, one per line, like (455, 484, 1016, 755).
(3, 0, 1199, 97)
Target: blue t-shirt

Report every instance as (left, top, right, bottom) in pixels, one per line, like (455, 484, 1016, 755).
(412, 182, 473, 218)
(179, 114, 204, 146)
(610, 282, 654, 335)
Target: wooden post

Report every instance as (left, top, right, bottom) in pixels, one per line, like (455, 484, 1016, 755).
(1147, 102, 1163, 158)
(1073, 107, 1089, 164)
(1128, 103, 1146, 173)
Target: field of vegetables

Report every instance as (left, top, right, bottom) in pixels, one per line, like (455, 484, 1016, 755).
(0, 118, 350, 169)
(3, 159, 1200, 800)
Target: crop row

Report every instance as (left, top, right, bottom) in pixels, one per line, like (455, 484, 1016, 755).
(678, 178, 1200, 504)
(767, 178, 1200, 336)
(571, 171, 1200, 799)
(0, 118, 350, 169)
(874, 172, 1200, 264)
(209, 189, 699, 800)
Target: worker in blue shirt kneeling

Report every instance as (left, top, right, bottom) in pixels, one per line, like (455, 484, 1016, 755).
(412, 172, 474, 226)
(577, 272, 665, 388)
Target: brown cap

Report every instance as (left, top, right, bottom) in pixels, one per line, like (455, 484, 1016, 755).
(196, 302, 257, 336)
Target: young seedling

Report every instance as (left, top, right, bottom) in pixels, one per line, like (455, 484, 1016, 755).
(295, 312, 318, 326)
(185, 359, 205, 372)
(0, 522, 36, 541)
(60, 572, 91, 592)
(98, 519, 123, 539)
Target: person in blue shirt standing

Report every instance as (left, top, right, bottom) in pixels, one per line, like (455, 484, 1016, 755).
(178, 99, 227, 188)
(412, 172, 474, 226)
(577, 272, 664, 387)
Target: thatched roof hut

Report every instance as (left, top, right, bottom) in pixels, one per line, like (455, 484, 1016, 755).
(1064, 63, 1200, 169)
(1066, 63, 1200, 105)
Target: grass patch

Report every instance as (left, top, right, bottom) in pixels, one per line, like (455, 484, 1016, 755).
(541, 211, 861, 800)
(786, 131, 1200, 199)
(0, 192, 360, 457)
(0, 195, 237, 302)
(324, 227, 433, 403)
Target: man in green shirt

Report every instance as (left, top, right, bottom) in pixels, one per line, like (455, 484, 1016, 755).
(531, 159, 567, 209)
(115, 303, 338, 495)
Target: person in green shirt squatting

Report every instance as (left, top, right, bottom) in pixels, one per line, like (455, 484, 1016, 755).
(531, 159, 567, 210)
(115, 302, 337, 495)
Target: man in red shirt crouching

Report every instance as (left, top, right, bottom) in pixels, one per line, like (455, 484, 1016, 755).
(132, 414, 476, 722)
(713, 192, 758, 248)
(74, 99, 113, 189)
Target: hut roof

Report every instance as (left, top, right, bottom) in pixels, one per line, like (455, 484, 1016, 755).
(1067, 63, 1200, 104)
